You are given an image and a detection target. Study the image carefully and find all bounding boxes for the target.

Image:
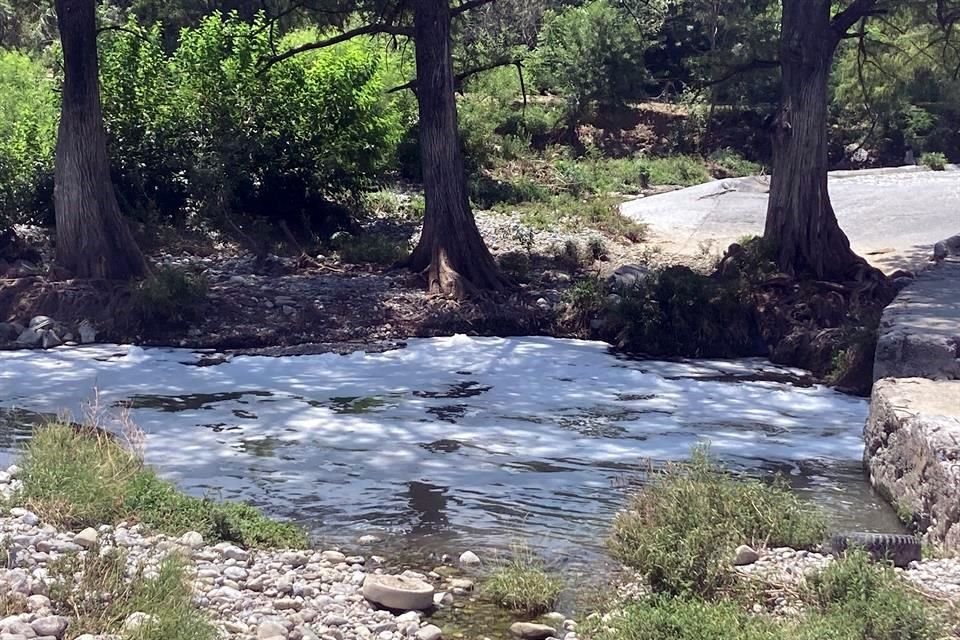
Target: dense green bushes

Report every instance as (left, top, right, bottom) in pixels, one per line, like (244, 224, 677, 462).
(0, 50, 57, 225)
(98, 14, 405, 231)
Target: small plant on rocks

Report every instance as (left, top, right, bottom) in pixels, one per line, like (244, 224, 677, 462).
(130, 266, 207, 328)
(481, 546, 563, 614)
(609, 447, 826, 597)
(921, 152, 948, 171)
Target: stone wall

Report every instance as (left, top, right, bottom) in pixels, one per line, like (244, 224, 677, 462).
(865, 378, 960, 546)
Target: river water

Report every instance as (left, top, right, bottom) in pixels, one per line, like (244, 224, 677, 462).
(0, 336, 902, 567)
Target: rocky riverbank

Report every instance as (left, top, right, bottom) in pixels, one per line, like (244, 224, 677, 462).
(0, 462, 581, 640)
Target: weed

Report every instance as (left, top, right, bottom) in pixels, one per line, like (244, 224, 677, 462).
(554, 239, 585, 271)
(921, 152, 947, 171)
(337, 234, 410, 266)
(587, 237, 609, 261)
(481, 547, 563, 614)
(19, 423, 307, 548)
(562, 277, 606, 330)
(708, 148, 763, 178)
(610, 447, 826, 597)
(364, 190, 403, 216)
(499, 252, 532, 282)
(131, 267, 207, 328)
(49, 549, 215, 640)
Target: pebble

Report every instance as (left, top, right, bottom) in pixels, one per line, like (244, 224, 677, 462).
(73, 528, 98, 549)
(509, 623, 556, 640)
(417, 625, 442, 640)
(458, 551, 480, 566)
(733, 545, 760, 566)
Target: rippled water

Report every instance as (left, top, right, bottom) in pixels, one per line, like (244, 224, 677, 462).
(0, 336, 902, 565)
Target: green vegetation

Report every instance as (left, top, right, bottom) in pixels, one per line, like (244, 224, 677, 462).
(709, 149, 764, 177)
(19, 423, 307, 548)
(610, 447, 826, 597)
(0, 50, 57, 226)
(481, 548, 564, 614)
(335, 233, 411, 265)
(130, 267, 208, 328)
(921, 152, 948, 171)
(48, 550, 215, 640)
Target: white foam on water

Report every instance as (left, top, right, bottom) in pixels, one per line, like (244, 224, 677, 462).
(0, 336, 872, 552)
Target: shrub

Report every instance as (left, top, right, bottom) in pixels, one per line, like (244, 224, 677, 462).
(921, 152, 948, 171)
(806, 551, 939, 640)
(709, 148, 763, 177)
(0, 50, 57, 225)
(563, 277, 606, 329)
(98, 15, 406, 230)
(610, 447, 826, 596)
(481, 547, 563, 614)
(499, 251, 531, 282)
(19, 423, 307, 548)
(49, 550, 215, 640)
(130, 267, 208, 328)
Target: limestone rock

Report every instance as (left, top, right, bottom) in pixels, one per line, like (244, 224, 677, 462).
(458, 551, 481, 566)
(123, 612, 156, 632)
(362, 574, 435, 611)
(178, 531, 204, 548)
(31, 615, 68, 638)
(864, 378, 960, 549)
(258, 620, 289, 639)
(73, 528, 98, 549)
(607, 264, 652, 290)
(417, 625, 443, 640)
(78, 320, 97, 344)
(733, 545, 760, 566)
(509, 623, 556, 640)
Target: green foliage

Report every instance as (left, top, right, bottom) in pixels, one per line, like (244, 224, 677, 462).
(130, 267, 207, 328)
(563, 277, 606, 328)
(336, 233, 410, 265)
(921, 152, 948, 171)
(19, 423, 307, 548)
(98, 14, 405, 229)
(605, 266, 756, 357)
(481, 547, 563, 614)
(498, 251, 531, 282)
(709, 148, 763, 177)
(584, 596, 781, 640)
(0, 50, 57, 225)
(49, 549, 215, 640)
(610, 447, 826, 597)
(531, 0, 665, 121)
(806, 551, 939, 640)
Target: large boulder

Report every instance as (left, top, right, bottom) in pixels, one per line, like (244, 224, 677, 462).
(864, 377, 960, 547)
(362, 574, 434, 611)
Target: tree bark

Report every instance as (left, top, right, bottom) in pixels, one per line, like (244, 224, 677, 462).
(54, 0, 147, 280)
(405, 0, 506, 297)
(763, 0, 869, 281)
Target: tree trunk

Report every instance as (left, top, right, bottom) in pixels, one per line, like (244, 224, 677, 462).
(763, 0, 868, 281)
(54, 0, 147, 280)
(405, 0, 506, 297)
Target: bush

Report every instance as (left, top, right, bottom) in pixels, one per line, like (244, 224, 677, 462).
(130, 267, 208, 328)
(49, 550, 215, 640)
(610, 447, 826, 596)
(709, 148, 763, 177)
(0, 50, 57, 225)
(531, 0, 661, 122)
(481, 548, 563, 614)
(19, 423, 307, 548)
(98, 15, 406, 230)
(921, 152, 948, 171)
(806, 551, 939, 640)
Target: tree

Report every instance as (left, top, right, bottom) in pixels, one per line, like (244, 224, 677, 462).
(763, 0, 958, 280)
(53, 0, 147, 279)
(265, 0, 509, 297)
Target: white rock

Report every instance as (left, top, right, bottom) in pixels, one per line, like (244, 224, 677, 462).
(509, 623, 556, 640)
(733, 545, 760, 566)
(362, 574, 435, 611)
(417, 625, 443, 640)
(78, 320, 97, 344)
(178, 531, 204, 548)
(259, 620, 289, 639)
(31, 615, 69, 638)
(458, 551, 481, 566)
(124, 612, 157, 632)
(26, 595, 51, 612)
(321, 550, 347, 563)
(358, 535, 383, 545)
(73, 528, 98, 549)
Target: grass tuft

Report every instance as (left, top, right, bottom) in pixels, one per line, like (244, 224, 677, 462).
(921, 152, 948, 171)
(609, 447, 826, 597)
(131, 267, 207, 328)
(336, 233, 410, 266)
(49, 548, 215, 640)
(19, 423, 307, 549)
(481, 547, 563, 614)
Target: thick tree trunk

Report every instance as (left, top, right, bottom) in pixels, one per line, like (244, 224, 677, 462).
(54, 0, 147, 280)
(763, 0, 868, 281)
(405, 0, 506, 297)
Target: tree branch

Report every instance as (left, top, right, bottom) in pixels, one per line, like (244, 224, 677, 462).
(259, 22, 413, 72)
(388, 58, 522, 93)
(831, 0, 884, 40)
(450, 0, 495, 18)
(703, 59, 780, 87)
(96, 24, 152, 42)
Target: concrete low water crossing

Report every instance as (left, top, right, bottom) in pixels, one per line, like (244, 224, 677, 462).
(0, 336, 903, 567)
